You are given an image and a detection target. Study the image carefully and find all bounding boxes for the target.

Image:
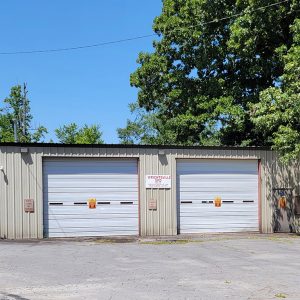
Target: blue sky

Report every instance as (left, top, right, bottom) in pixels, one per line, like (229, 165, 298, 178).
(0, 1, 162, 143)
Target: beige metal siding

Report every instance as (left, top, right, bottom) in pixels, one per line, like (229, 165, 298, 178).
(139, 150, 177, 236)
(0, 146, 44, 239)
(0, 144, 298, 239)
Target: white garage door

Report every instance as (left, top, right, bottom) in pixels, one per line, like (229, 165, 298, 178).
(177, 159, 259, 233)
(43, 159, 139, 237)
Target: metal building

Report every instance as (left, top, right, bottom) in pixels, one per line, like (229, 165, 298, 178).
(0, 143, 298, 239)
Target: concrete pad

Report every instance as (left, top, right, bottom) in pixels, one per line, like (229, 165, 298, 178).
(0, 234, 299, 299)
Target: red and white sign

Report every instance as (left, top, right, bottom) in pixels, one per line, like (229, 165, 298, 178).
(24, 199, 34, 213)
(148, 198, 157, 210)
(145, 175, 171, 189)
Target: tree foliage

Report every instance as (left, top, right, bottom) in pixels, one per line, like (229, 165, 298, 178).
(251, 18, 300, 162)
(55, 123, 104, 144)
(117, 103, 169, 144)
(118, 102, 221, 145)
(120, 0, 300, 146)
(0, 85, 47, 142)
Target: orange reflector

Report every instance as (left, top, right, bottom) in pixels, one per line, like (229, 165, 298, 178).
(88, 198, 96, 209)
(214, 196, 222, 207)
(279, 196, 286, 209)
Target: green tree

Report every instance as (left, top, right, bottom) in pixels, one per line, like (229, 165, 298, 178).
(117, 103, 162, 144)
(0, 85, 47, 142)
(118, 102, 221, 145)
(121, 0, 299, 146)
(55, 123, 104, 144)
(251, 18, 300, 162)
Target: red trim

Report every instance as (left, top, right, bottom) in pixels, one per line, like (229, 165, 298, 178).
(258, 160, 262, 233)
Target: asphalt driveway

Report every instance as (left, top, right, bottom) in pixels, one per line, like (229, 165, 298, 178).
(0, 234, 300, 300)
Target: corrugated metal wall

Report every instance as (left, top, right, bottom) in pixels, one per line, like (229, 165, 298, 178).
(0, 146, 43, 239)
(0, 145, 298, 239)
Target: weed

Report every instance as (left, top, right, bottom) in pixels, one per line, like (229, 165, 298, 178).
(140, 240, 190, 245)
(275, 293, 287, 298)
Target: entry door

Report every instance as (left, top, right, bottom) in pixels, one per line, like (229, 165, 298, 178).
(43, 159, 139, 237)
(177, 159, 259, 233)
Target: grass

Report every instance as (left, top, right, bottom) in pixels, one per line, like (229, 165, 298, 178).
(247, 235, 298, 244)
(93, 237, 231, 245)
(93, 234, 299, 245)
(275, 293, 287, 298)
(140, 240, 190, 245)
(265, 236, 294, 244)
(94, 238, 136, 244)
(140, 237, 236, 245)
(140, 236, 257, 245)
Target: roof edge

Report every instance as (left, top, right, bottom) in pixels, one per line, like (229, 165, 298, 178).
(0, 142, 271, 151)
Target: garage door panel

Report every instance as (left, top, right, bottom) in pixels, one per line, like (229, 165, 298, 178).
(48, 227, 137, 236)
(48, 228, 137, 234)
(178, 159, 259, 233)
(48, 213, 138, 220)
(49, 205, 138, 214)
(179, 194, 257, 201)
(180, 212, 258, 220)
(45, 168, 137, 176)
(181, 206, 257, 214)
(49, 205, 138, 218)
(178, 161, 257, 174)
(179, 194, 257, 200)
(48, 218, 138, 229)
(179, 180, 257, 189)
(180, 204, 257, 210)
(45, 216, 138, 230)
(180, 227, 258, 233)
(48, 191, 138, 198)
(45, 160, 137, 172)
(47, 177, 138, 188)
(180, 184, 258, 191)
(48, 187, 138, 194)
(55, 203, 136, 209)
(179, 189, 257, 194)
(48, 205, 138, 213)
(180, 214, 258, 220)
(180, 217, 258, 225)
(179, 174, 257, 179)
(45, 165, 136, 171)
(48, 223, 138, 232)
(180, 209, 258, 216)
(43, 159, 139, 237)
(181, 224, 259, 229)
(47, 226, 137, 232)
(48, 230, 136, 237)
(47, 191, 138, 202)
